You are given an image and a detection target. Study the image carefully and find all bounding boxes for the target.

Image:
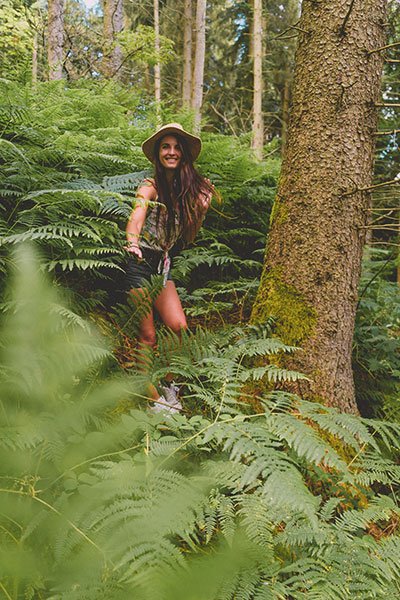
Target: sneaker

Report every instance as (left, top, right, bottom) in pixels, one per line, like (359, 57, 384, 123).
(147, 386, 182, 415)
(162, 383, 182, 413)
(147, 395, 168, 414)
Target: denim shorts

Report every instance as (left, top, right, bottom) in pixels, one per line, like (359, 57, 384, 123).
(125, 251, 172, 290)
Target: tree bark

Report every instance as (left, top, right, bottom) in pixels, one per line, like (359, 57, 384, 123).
(102, 0, 124, 79)
(281, 61, 291, 154)
(251, 0, 264, 159)
(191, 0, 206, 133)
(47, 0, 64, 80)
(251, 0, 388, 414)
(154, 0, 161, 118)
(182, 0, 192, 107)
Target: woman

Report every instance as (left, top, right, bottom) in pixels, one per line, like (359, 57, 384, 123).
(125, 123, 216, 413)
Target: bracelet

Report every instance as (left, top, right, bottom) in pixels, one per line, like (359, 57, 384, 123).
(126, 241, 139, 248)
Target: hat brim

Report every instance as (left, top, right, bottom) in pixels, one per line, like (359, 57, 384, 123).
(141, 125, 202, 163)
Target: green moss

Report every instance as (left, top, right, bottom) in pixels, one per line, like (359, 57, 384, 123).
(269, 197, 288, 228)
(251, 267, 317, 347)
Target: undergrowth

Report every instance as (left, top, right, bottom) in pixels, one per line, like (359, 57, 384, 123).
(0, 79, 277, 319)
(353, 249, 400, 420)
(1, 246, 400, 600)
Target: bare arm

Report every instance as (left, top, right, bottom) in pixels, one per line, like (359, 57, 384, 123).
(124, 182, 156, 258)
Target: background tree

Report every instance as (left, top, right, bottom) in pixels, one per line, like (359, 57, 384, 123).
(182, 0, 192, 107)
(191, 0, 206, 131)
(102, 0, 124, 79)
(48, 0, 64, 79)
(154, 0, 161, 120)
(251, 0, 388, 414)
(251, 0, 264, 159)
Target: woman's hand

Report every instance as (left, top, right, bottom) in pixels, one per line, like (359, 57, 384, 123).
(123, 243, 142, 259)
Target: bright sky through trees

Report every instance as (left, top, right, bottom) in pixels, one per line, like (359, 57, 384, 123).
(82, 0, 99, 9)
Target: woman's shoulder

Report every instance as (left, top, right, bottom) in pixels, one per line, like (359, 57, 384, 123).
(137, 178, 157, 201)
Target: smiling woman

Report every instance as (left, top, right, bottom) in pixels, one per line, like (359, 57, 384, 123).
(123, 123, 218, 412)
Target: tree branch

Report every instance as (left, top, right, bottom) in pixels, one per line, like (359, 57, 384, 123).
(374, 129, 400, 136)
(368, 41, 400, 55)
(209, 103, 238, 137)
(360, 225, 400, 231)
(365, 207, 400, 211)
(272, 21, 308, 40)
(367, 241, 400, 247)
(108, 45, 146, 79)
(343, 178, 400, 196)
(339, 0, 356, 37)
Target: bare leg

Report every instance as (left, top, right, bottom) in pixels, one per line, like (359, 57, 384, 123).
(129, 288, 159, 401)
(154, 280, 187, 335)
(129, 281, 187, 405)
(154, 280, 187, 380)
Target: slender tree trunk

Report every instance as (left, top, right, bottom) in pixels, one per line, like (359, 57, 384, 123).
(102, 0, 124, 79)
(251, 0, 388, 414)
(32, 31, 38, 88)
(154, 0, 161, 118)
(191, 0, 206, 133)
(251, 0, 264, 159)
(182, 0, 192, 107)
(145, 64, 151, 93)
(47, 0, 64, 80)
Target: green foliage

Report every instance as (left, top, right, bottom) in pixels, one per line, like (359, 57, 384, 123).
(0, 80, 277, 317)
(353, 251, 400, 419)
(117, 25, 175, 67)
(1, 246, 400, 599)
(0, 1, 35, 83)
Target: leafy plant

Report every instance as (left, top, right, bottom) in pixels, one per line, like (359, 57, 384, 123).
(0, 80, 277, 320)
(1, 245, 400, 600)
(353, 250, 400, 419)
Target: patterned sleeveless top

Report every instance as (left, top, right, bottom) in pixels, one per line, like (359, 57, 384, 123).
(139, 182, 183, 252)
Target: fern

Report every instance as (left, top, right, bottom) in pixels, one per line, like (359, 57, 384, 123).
(2, 82, 400, 600)
(2, 248, 400, 599)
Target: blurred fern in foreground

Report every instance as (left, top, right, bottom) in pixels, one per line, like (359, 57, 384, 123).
(1, 245, 400, 600)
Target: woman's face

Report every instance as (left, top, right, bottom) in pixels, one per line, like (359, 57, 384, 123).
(158, 135, 182, 170)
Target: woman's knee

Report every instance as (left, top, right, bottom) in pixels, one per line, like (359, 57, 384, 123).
(139, 328, 157, 347)
(168, 318, 187, 335)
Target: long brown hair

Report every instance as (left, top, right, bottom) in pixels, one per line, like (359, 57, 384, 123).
(153, 133, 219, 244)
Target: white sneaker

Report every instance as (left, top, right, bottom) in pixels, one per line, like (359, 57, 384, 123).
(147, 386, 182, 415)
(147, 395, 168, 414)
(162, 383, 182, 413)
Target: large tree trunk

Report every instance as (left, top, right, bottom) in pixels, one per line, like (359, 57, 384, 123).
(182, 0, 192, 107)
(251, 0, 264, 159)
(102, 0, 124, 79)
(251, 0, 387, 414)
(47, 0, 64, 80)
(191, 0, 206, 133)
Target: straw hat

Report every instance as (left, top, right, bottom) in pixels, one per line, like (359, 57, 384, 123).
(141, 123, 202, 163)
